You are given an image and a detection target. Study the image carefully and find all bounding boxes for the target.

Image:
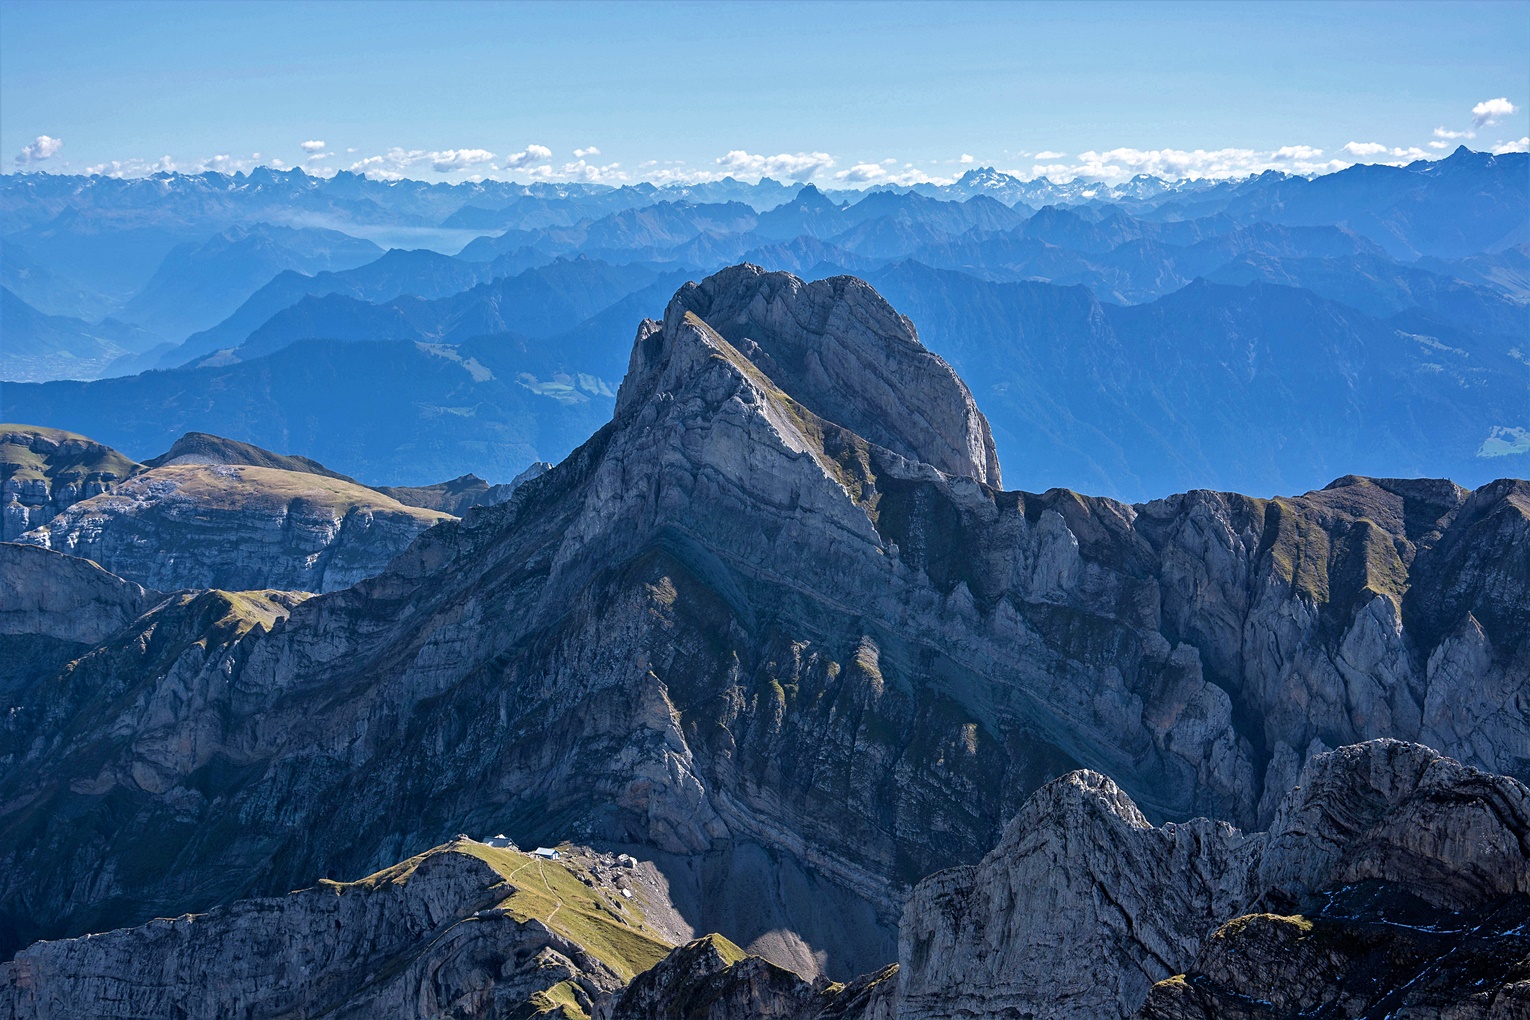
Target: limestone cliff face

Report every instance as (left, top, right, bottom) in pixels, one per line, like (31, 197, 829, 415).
(1, 425, 140, 540)
(0, 268, 1525, 981)
(16, 462, 451, 593)
(899, 771, 1256, 1020)
(0, 542, 158, 646)
(0, 542, 163, 695)
(896, 740, 1530, 1020)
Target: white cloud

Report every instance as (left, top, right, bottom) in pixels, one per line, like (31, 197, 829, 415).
(1428, 140, 1449, 150)
(1032, 150, 1067, 160)
(300, 139, 326, 153)
(1076, 146, 1263, 178)
(887, 166, 954, 187)
(831, 162, 953, 187)
(959, 153, 974, 163)
(1433, 126, 1475, 140)
(1343, 141, 1389, 157)
(1473, 97, 1517, 127)
(714, 150, 835, 181)
(348, 147, 426, 179)
(189, 153, 249, 173)
(559, 159, 627, 183)
(84, 154, 177, 177)
(572, 146, 600, 158)
(14, 134, 63, 166)
(1018, 144, 1346, 184)
(504, 144, 553, 168)
(429, 147, 496, 172)
(1492, 136, 1530, 154)
(835, 162, 888, 182)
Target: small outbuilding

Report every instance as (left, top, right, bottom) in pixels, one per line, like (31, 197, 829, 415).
(531, 846, 562, 860)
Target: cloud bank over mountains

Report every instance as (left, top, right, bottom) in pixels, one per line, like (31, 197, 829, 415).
(17, 97, 1527, 186)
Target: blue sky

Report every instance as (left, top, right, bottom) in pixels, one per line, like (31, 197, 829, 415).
(3, 0, 1527, 186)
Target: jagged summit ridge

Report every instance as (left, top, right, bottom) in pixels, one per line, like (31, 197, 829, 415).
(636, 264, 1002, 487)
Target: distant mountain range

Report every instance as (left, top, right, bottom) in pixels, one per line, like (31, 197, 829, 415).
(1, 146, 1525, 499)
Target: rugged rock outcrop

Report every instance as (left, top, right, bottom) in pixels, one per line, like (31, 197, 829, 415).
(607, 934, 897, 1020)
(10, 740, 1521, 1020)
(15, 462, 450, 592)
(378, 461, 553, 515)
(1135, 900, 1530, 1020)
(1, 425, 140, 540)
(897, 740, 1530, 1020)
(0, 268, 1524, 982)
(0, 541, 158, 646)
(1, 839, 680, 1019)
(4, 425, 467, 592)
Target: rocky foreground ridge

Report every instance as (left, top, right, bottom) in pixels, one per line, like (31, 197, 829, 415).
(0, 266, 1526, 1002)
(4, 740, 1524, 1019)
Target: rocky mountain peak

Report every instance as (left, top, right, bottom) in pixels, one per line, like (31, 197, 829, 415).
(144, 431, 356, 481)
(641, 265, 1001, 487)
(898, 739, 1529, 1020)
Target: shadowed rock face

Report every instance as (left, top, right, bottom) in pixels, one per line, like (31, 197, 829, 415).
(0, 542, 162, 696)
(0, 269, 1524, 984)
(897, 740, 1530, 1020)
(608, 934, 899, 1020)
(1135, 901, 1530, 1020)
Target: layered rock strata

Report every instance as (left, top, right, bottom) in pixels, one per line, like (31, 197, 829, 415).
(1, 425, 140, 540)
(0, 268, 1524, 981)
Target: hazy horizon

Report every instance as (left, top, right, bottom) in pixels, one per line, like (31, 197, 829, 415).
(4, 0, 1527, 186)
